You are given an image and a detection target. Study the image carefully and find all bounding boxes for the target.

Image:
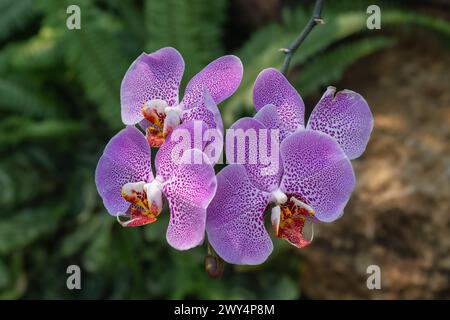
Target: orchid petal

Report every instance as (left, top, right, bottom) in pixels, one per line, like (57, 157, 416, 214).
(254, 103, 289, 141)
(121, 47, 184, 125)
(206, 164, 273, 265)
(163, 149, 217, 250)
(307, 87, 374, 159)
(182, 55, 243, 109)
(227, 117, 282, 193)
(253, 68, 305, 135)
(95, 126, 153, 216)
(155, 121, 208, 180)
(280, 129, 355, 222)
(181, 89, 224, 134)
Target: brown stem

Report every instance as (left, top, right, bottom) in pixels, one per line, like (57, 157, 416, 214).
(280, 0, 325, 75)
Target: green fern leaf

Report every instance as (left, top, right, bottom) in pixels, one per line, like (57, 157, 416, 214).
(222, 8, 450, 126)
(296, 37, 394, 96)
(0, 208, 61, 255)
(0, 0, 37, 41)
(144, 0, 226, 82)
(0, 79, 59, 117)
(63, 25, 128, 129)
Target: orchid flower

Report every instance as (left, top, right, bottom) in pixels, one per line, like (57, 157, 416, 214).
(121, 47, 242, 147)
(95, 121, 217, 250)
(206, 68, 373, 264)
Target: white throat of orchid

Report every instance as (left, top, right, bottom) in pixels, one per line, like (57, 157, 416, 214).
(118, 176, 164, 227)
(269, 189, 315, 249)
(141, 99, 183, 147)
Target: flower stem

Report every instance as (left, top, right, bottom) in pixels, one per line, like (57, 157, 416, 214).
(280, 0, 325, 75)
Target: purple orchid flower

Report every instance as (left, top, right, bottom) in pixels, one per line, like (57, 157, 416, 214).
(121, 47, 242, 147)
(206, 68, 373, 265)
(95, 121, 217, 250)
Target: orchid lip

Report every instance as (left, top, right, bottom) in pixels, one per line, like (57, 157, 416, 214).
(162, 105, 182, 136)
(119, 179, 164, 227)
(142, 99, 183, 119)
(142, 99, 167, 115)
(290, 196, 315, 215)
(142, 99, 183, 145)
(164, 104, 182, 116)
(143, 180, 163, 213)
(270, 194, 316, 248)
(271, 205, 281, 234)
(270, 188, 287, 205)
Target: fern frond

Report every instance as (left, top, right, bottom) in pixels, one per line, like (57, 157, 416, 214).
(107, 0, 147, 46)
(222, 7, 450, 126)
(296, 37, 394, 96)
(0, 208, 61, 255)
(222, 10, 369, 125)
(63, 26, 128, 129)
(0, 0, 37, 41)
(0, 117, 82, 148)
(8, 26, 61, 71)
(383, 10, 450, 36)
(0, 78, 59, 117)
(144, 0, 226, 82)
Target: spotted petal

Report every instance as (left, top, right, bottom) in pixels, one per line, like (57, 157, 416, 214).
(180, 92, 224, 165)
(307, 87, 374, 159)
(155, 121, 209, 180)
(95, 126, 153, 216)
(253, 68, 305, 135)
(280, 129, 355, 222)
(254, 103, 290, 141)
(206, 164, 272, 265)
(163, 149, 217, 250)
(121, 47, 184, 125)
(182, 55, 243, 109)
(181, 89, 224, 134)
(227, 117, 282, 192)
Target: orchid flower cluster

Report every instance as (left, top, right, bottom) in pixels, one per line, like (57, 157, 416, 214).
(95, 47, 373, 265)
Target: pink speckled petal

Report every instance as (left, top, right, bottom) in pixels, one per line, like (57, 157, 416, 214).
(254, 103, 290, 141)
(95, 126, 153, 216)
(163, 149, 217, 250)
(155, 121, 208, 180)
(206, 164, 272, 265)
(253, 68, 305, 135)
(227, 117, 282, 192)
(180, 90, 224, 165)
(182, 55, 243, 109)
(181, 89, 224, 134)
(307, 87, 374, 159)
(121, 47, 184, 125)
(280, 129, 355, 222)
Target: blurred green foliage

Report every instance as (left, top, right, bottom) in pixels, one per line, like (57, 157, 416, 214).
(0, 0, 449, 299)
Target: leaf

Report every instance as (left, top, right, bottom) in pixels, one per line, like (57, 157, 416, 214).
(82, 218, 114, 272)
(222, 9, 371, 125)
(0, 258, 10, 289)
(0, 0, 37, 41)
(222, 8, 450, 126)
(0, 208, 61, 255)
(8, 26, 61, 71)
(0, 117, 82, 148)
(296, 37, 394, 96)
(0, 79, 59, 118)
(62, 21, 128, 129)
(144, 0, 226, 82)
